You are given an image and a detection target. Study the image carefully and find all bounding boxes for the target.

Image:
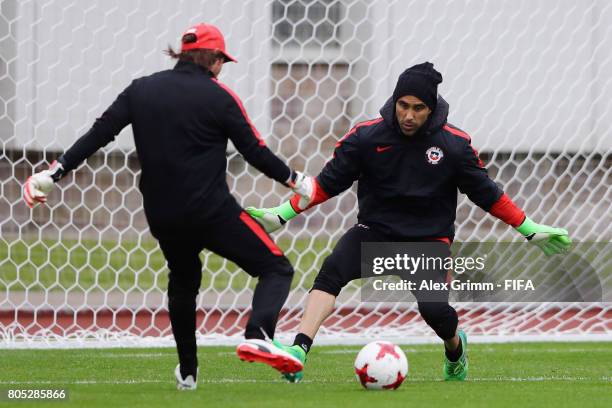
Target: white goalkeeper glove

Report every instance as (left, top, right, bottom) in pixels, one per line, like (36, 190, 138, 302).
(246, 202, 298, 234)
(23, 160, 65, 208)
(286, 170, 315, 210)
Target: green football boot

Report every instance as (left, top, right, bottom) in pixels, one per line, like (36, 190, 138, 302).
(444, 329, 468, 381)
(271, 340, 306, 383)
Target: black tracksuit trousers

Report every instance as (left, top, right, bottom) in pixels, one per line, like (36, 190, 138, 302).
(156, 209, 294, 374)
(312, 224, 458, 340)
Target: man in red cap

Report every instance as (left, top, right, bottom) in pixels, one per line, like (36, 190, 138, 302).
(23, 23, 313, 390)
(170, 23, 237, 64)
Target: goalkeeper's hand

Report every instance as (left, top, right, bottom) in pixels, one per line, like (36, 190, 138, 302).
(286, 170, 315, 210)
(23, 160, 65, 208)
(516, 216, 572, 256)
(246, 201, 299, 233)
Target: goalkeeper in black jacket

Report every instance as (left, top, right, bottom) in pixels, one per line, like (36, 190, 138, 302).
(239, 62, 571, 382)
(22, 23, 314, 390)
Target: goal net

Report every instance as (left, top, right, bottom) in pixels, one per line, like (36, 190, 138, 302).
(1, 0, 610, 347)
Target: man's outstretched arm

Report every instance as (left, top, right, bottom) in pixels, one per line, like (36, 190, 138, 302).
(246, 178, 330, 233)
(455, 135, 571, 255)
(247, 124, 364, 232)
(23, 83, 134, 208)
(489, 193, 571, 255)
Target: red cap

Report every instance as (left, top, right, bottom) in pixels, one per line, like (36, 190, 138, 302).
(180, 23, 237, 63)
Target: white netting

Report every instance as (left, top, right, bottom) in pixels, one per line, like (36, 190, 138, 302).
(1, 0, 611, 347)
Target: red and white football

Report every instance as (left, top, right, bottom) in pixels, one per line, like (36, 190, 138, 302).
(354, 341, 408, 390)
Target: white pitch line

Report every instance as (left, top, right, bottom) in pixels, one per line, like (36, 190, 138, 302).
(91, 347, 612, 358)
(0, 380, 168, 385)
(320, 347, 612, 354)
(468, 347, 612, 353)
(466, 376, 612, 382)
(317, 348, 447, 354)
(0, 376, 609, 385)
(96, 353, 174, 358)
(97, 351, 237, 358)
(47, 347, 612, 360)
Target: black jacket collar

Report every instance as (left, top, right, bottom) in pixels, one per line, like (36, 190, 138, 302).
(173, 59, 214, 77)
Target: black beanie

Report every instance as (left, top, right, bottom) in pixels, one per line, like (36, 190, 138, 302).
(392, 62, 443, 110)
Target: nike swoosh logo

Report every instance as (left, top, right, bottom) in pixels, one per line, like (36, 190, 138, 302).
(376, 145, 392, 153)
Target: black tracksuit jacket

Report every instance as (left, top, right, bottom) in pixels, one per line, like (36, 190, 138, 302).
(316, 96, 503, 240)
(58, 60, 290, 236)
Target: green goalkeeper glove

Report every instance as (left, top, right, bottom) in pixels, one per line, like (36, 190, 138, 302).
(246, 201, 299, 233)
(516, 216, 572, 256)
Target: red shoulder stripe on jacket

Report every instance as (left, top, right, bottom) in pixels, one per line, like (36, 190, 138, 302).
(335, 117, 384, 148)
(443, 124, 484, 168)
(212, 78, 266, 146)
(443, 124, 470, 141)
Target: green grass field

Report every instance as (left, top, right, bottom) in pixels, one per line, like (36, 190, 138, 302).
(2, 343, 611, 407)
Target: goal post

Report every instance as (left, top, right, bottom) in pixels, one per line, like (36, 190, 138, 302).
(1, 0, 611, 347)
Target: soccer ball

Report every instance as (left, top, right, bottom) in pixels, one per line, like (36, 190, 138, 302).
(354, 341, 408, 390)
